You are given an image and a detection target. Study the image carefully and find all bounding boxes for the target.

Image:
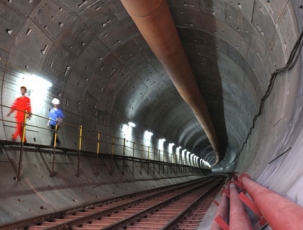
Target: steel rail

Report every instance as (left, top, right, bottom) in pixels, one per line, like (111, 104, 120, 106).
(49, 178, 216, 230)
(162, 179, 224, 230)
(95, 178, 221, 230)
(22, 178, 215, 230)
(0, 177, 211, 230)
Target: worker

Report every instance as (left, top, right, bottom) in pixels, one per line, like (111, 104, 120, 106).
(48, 98, 65, 146)
(7, 86, 32, 142)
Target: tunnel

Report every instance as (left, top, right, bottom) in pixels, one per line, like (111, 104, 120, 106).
(0, 0, 303, 229)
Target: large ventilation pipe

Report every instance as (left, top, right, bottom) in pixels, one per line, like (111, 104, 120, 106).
(121, 0, 221, 164)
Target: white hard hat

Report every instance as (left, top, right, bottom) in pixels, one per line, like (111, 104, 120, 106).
(52, 98, 60, 105)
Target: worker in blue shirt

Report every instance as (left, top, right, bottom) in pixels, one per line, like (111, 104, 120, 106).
(48, 98, 65, 146)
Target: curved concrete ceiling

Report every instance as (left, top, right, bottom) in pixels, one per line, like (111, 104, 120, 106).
(0, 0, 302, 172)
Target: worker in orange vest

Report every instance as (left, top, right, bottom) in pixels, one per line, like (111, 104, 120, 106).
(7, 86, 32, 142)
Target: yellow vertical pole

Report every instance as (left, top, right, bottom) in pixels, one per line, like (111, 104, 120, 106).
(78, 125, 83, 150)
(175, 152, 178, 173)
(122, 138, 126, 175)
(16, 110, 27, 181)
(132, 142, 135, 175)
(162, 150, 165, 174)
(110, 136, 115, 175)
(158, 149, 160, 174)
(170, 152, 172, 174)
(21, 110, 27, 143)
(53, 124, 58, 147)
(76, 125, 82, 177)
(95, 132, 100, 175)
(140, 144, 145, 174)
(50, 123, 58, 177)
(147, 146, 150, 174)
(153, 147, 155, 174)
(97, 133, 100, 153)
(165, 151, 167, 174)
(179, 152, 181, 173)
(123, 138, 126, 156)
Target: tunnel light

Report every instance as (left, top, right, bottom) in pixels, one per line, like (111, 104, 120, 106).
(147, 131, 153, 136)
(158, 138, 166, 150)
(204, 161, 211, 167)
(128, 122, 136, 127)
(168, 143, 175, 154)
(144, 130, 153, 146)
(17, 73, 53, 113)
(122, 124, 133, 140)
(19, 73, 52, 90)
(144, 130, 153, 139)
(182, 149, 186, 157)
(176, 146, 181, 155)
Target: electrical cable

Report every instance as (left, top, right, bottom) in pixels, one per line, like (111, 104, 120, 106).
(228, 29, 303, 167)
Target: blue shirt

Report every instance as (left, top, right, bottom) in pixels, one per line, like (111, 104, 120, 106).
(48, 108, 65, 126)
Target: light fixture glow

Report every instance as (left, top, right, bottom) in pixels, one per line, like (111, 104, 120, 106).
(168, 143, 175, 154)
(144, 130, 153, 146)
(19, 73, 52, 89)
(122, 124, 133, 140)
(158, 138, 166, 150)
(176, 146, 181, 155)
(128, 122, 136, 127)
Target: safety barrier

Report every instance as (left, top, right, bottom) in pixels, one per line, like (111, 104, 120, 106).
(211, 173, 303, 230)
(0, 104, 209, 180)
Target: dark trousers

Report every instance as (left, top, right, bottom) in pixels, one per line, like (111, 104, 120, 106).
(50, 125, 60, 146)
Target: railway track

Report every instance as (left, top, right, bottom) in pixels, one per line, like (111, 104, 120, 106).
(2, 176, 225, 230)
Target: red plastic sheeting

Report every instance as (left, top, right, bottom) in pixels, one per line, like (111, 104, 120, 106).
(241, 175, 303, 230)
(229, 183, 253, 230)
(211, 193, 229, 230)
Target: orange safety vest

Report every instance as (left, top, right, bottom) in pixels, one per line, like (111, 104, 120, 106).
(11, 96, 31, 122)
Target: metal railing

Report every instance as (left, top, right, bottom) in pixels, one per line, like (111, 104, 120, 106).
(0, 104, 207, 180)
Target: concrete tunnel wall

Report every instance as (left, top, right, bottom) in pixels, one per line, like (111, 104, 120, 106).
(0, 0, 303, 226)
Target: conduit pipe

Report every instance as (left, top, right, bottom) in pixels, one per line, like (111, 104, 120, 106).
(120, 0, 221, 165)
(229, 183, 252, 230)
(240, 175, 303, 229)
(210, 193, 228, 230)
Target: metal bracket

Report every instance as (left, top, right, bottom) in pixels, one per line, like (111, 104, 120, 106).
(215, 215, 229, 230)
(238, 192, 267, 226)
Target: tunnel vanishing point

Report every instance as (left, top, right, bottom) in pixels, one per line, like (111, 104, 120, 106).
(0, 0, 303, 229)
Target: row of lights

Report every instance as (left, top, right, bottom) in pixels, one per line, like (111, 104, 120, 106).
(15, 74, 211, 169)
(124, 121, 211, 168)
